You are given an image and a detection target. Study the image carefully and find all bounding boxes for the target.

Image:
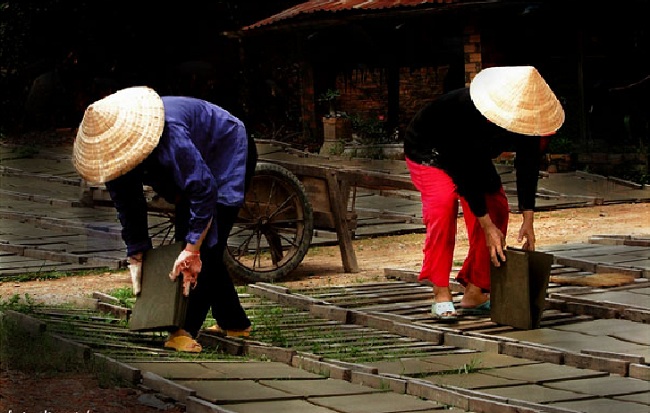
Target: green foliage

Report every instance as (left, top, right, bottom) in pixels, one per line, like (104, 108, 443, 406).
(455, 356, 483, 374)
(107, 287, 136, 308)
(319, 89, 341, 115)
(0, 293, 37, 312)
(349, 114, 391, 144)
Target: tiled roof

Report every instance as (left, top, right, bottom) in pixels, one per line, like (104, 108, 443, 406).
(243, 0, 459, 31)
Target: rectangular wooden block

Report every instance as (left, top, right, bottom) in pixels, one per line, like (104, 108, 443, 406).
(129, 242, 187, 332)
(490, 248, 553, 330)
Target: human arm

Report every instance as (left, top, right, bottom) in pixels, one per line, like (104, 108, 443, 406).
(514, 137, 541, 251)
(105, 168, 152, 295)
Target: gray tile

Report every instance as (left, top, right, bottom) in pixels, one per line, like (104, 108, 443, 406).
(128, 361, 231, 380)
(545, 376, 650, 397)
(201, 361, 324, 380)
(478, 383, 592, 403)
(421, 372, 525, 389)
(260, 378, 383, 397)
(481, 363, 607, 383)
(420, 352, 540, 370)
(178, 379, 297, 403)
(615, 392, 650, 405)
(190, 399, 338, 413)
(578, 291, 650, 309)
(551, 398, 650, 413)
(310, 392, 442, 413)
(366, 358, 451, 376)
(553, 319, 647, 336)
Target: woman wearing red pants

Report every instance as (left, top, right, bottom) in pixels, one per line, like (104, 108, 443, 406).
(404, 66, 564, 322)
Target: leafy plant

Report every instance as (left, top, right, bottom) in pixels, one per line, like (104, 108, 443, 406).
(318, 88, 341, 116)
(349, 114, 391, 145)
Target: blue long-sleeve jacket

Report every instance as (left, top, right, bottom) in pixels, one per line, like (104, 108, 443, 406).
(106, 96, 250, 256)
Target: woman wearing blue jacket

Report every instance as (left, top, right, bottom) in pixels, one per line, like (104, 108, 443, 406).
(73, 87, 257, 352)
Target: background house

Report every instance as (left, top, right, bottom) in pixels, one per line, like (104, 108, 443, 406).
(1, 1, 647, 181)
(232, 0, 649, 178)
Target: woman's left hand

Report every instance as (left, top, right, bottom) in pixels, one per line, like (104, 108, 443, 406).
(518, 210, 536, 251)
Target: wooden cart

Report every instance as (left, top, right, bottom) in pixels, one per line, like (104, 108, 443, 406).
(82, 139, 418, 283)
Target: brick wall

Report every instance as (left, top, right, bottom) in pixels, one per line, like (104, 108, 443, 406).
(333, 66, 449, 139)
(320, 22, 482, 141)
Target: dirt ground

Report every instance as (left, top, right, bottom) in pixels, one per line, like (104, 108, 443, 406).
(3, 203, 648, 303)
(1, 202, 649, 412)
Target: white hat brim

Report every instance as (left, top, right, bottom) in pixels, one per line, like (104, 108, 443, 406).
(469, 66, 565, 136)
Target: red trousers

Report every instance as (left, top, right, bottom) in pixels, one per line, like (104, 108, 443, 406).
(406, 157, 509, 291)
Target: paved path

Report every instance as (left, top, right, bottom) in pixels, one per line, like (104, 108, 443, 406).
(7, 239, 650, 413)
(2, 141, 650, 412)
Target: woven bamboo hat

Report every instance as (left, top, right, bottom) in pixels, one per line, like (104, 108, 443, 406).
(73, 86, 165, 183)
(469, 66, 565, 136)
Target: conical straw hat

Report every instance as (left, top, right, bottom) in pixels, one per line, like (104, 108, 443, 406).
(73, 86, 164, 183)
(469, 66, 565, 136)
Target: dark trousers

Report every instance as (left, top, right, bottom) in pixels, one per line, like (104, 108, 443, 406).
(180, 204, 251, 337)
(174, 134, 257, 337)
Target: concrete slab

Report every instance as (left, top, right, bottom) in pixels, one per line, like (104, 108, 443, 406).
(128, 361, 236, 380)
(577, 291, 650, 309)
(260, 378, 384, 397)
(538, 244, 598, 253)
(365, 358, 452, 376)
(200, 361, 324, 380)
(551, 397, 650, 413)
(176, 379, 299, 403)
(497, 327, 581, 343)
(552, 319, 649, 337)
(477, 383, 592, 404)
(480, 362, 608, 383)
(309, 392, 443, 413)
(420, 352, 541, 370)
(499, 327, 650, 358)
(420, 372, 526, 389)
(545, 376, 650, 397)
(615, 392, 650, 405)
(556, 319, 650, 351)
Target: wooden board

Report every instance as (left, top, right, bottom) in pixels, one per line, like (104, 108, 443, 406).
(490, 248, 553, 330)
(129, 242, 187, 331)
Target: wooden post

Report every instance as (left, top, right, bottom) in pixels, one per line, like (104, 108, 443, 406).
(325, 170, 359, 273)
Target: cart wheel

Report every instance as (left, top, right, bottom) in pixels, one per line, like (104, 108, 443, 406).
(224, 162, 314, 282)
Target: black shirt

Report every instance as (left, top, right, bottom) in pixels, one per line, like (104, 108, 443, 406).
(404, 87, 540, 217)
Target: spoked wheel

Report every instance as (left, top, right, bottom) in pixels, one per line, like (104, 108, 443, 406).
(224, 162, 314, 283)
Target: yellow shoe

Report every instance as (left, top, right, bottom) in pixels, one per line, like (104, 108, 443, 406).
(164, 329, 202, 353)
(206, 324, 251, 338)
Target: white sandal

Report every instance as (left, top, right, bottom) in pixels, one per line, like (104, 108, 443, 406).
(432, 301, 458, 323)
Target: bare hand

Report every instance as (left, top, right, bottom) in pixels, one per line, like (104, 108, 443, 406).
(128, 253, 143, 296)
(169, 250, 202, 296)
(518, 210, 536, 251)
(484, 223, 506, 267)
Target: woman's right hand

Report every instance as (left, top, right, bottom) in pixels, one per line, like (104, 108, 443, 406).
(478, 215, 506, 267)
(169, 249, 202, 296)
